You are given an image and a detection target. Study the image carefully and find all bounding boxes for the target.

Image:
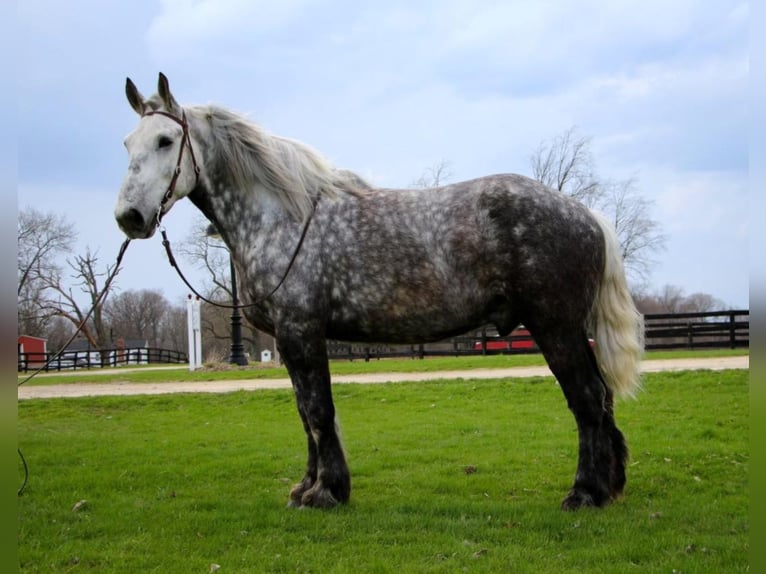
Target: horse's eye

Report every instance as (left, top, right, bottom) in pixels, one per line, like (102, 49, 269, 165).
(158, 136, 173, 149)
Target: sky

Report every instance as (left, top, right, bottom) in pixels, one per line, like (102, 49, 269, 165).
(16, 0, 749, 310)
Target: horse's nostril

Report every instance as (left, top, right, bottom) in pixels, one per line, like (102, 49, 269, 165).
(117, 208, 145, 234)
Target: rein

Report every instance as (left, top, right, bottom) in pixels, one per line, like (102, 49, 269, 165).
(17, 237, 132, 496)
(147, 108, 316, 310)
(18, 108, 309, 494)
(159, 204, 316, 310)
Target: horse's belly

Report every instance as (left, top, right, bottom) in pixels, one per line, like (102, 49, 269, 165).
(326, 291, 494, 344)
(326, 318, 475, 345)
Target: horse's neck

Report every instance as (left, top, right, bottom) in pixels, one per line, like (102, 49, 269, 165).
(186, 118, 320, 282)
(188, 180, 298, 265)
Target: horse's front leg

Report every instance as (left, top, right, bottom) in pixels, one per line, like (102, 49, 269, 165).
(278, 331, 350, 509)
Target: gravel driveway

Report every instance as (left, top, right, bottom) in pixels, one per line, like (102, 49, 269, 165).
(18, 356, 748, 400)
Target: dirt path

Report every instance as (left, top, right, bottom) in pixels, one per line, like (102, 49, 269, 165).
(17, 356, 748, 400)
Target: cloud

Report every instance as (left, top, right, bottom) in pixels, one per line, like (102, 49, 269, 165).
(146, 0, 313, 59)
(580, 48, 747, 173)
(654, 169, 746, 234)
(15, 0, 750, 307)
(419, 0, 744, 96)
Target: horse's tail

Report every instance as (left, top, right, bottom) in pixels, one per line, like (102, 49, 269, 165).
(588, 211, 644, 398)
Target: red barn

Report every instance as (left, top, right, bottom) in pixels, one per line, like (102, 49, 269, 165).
(18, 335, 48, 367)
(474, 327, 536, 351)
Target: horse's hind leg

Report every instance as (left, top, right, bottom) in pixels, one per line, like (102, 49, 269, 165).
(530, 324, 628, 510)
(278, 330, 351, 509)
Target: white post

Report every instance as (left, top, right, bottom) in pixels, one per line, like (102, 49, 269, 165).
(187, 295, 202, 371)
(186, 295, 195, 371)
(193, 296, 202, 369)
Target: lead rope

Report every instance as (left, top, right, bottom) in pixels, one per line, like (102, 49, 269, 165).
(146, 105, 314, 309)
(159, 202, 316, 310)
(17, 238, 132, 496)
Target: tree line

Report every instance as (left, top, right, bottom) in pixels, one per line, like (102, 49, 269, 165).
(17, 127, 733, 362)
(17, 205, 269, 359)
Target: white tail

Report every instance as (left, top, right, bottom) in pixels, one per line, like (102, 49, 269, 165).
(589, 211, 644, 398)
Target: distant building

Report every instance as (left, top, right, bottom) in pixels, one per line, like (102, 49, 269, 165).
(18, 335, 47, 368)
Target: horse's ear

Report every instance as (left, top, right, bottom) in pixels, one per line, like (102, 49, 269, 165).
(157, 72, 180, 112)
(125, 78, 147, 116)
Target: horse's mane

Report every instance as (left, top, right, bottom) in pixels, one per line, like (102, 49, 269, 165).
(188, 105, 372, 221)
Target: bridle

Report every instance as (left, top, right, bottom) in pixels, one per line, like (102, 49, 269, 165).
(142, 107, 316, 310)
(142, 108, 201, 227)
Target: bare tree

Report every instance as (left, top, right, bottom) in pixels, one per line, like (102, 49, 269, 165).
(177, 218, 233, 299)
(681, 292, 726, 314)
(599, 178, 667, 283)
(104, 289, 171, 346)
(38, 248, 121, 362)
(157, 303, 189, 352)
(45, 316, 77, 355)
(17, 207, 189, 358)
(17, 207, 76, 336)
(530, 126, 600, 206)
(634, 284, 728, 315)
(179, 217, 238, 359)
(530, 126, 666, 284)
(657, 284, 688, 314)
(411, 159, 453, 189)
(178, 215, 270, 362)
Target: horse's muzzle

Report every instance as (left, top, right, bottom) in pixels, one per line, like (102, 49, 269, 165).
(115, 206, 156, 239)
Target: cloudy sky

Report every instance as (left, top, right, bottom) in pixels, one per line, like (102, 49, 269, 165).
(17, 0, 748, 309)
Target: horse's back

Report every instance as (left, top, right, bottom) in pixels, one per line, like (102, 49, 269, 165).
(319, 173, 604, 342)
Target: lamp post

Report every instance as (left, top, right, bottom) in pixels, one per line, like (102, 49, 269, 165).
(206, 224, 248, 366)
(228, 254, 248, 366)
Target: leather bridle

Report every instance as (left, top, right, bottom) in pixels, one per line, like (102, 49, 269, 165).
(143, 108, 317, 310)
(143, 109, 201, 227)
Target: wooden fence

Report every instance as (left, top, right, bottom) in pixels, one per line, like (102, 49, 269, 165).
(643, 310, 749, 351)
(18, 310, 748, 370)
(18, 347, 188, 373)
(327, 310, 749, 361)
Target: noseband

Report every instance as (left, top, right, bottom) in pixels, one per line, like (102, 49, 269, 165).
(143, 109, 201, 227)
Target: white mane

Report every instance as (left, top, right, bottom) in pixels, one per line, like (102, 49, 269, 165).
(188, 105, 371, 221)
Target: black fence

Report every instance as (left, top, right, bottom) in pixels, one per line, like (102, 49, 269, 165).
(327, 310, 749, 362)
(327, 329, 540, 361)
(643, 310, 749, 351)
(18, 347, 188, 373)
(18, 310, 748, 370)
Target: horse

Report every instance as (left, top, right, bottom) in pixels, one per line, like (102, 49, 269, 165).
(115, 73, 643, 511)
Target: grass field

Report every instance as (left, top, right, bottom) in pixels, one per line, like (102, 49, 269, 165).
(18, 348, 748, 386)
(18, 368, 748, 572)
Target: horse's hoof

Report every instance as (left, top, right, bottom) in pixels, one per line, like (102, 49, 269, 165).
(288, 479, 312, 506)
(301, 486, 340, 509)
(561, 489, 600, 511)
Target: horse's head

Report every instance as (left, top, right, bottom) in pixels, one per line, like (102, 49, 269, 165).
(115, 73, 201, 239)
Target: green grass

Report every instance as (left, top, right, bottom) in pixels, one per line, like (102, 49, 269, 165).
(18, 369, 748, 572)
(18, 347, 748, 386)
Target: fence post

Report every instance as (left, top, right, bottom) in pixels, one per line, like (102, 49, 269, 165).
(729, 312, 736, 349)
(686, 322, 693, 350)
